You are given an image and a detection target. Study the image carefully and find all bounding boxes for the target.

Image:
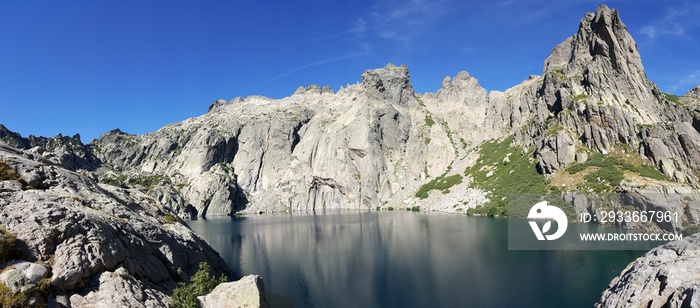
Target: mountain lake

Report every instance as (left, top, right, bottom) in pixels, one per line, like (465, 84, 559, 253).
(188, 210, 652, 308)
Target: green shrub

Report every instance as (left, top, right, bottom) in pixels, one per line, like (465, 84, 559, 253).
(546, 125, 565, 137)
(411, 206, 420, 212)
(683, 225, 700, 236)
(387, 207, 395, 211)
(172, 262, 227, 308)
(415, 174, 463, 199)
(664, 93, 681, 104)
(165, 213, 177, 224)
(573, 93, 591, 102)
(129, 174, 169, 191)
(424, 114, 435, 127)
(583, 167, 624, 192)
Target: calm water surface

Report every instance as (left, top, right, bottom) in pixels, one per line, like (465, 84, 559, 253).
(188, 211, 647, 308)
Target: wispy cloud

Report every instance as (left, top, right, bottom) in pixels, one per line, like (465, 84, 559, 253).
(365, 0, 450, 43)
(260, 50, 371, 85)
(669, 69, 700, 93)
(282, 18, 368, 51)
(640, 1, 700, 43)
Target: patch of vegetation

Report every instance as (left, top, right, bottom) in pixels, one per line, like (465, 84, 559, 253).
(411, 206, 420, 212)
(573, 93, 591, 102)
(0, 283, 30, 308)
(566, 152, 668, 188)
(415, 174, 463, 199)
(0, 276, 51, 308)
(416, 96, 426, 107)
(683, 225, 700, 236)
(546, 125, 565, 137)
(464, 136, 549, 217)
(387, 206, 395, 211)
(553, 68, 567, 81)
(172, 262, 227, 308)
(424, 114, 435, 127)
(165, 213, 177, 224)
(0, 227, 17, 263)
(130, 174, 170, 191)
(424, 137, 431, 144)
(102, 173, 127, 187)
(460, 138, 469, 149)
(583, 167, 625, 192)
(0, 160, 21, 182)
(664, 93, 681, 104)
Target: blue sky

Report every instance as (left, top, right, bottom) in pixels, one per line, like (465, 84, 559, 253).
(1, 0, 699, 142)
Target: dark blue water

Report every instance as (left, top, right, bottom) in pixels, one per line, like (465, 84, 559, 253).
(188, 211, 647, 308)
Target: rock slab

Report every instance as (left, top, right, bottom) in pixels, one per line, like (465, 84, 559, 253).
(199, 275, 268, 308)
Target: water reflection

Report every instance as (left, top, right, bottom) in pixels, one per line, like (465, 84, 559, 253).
(188, 211, 644, 308)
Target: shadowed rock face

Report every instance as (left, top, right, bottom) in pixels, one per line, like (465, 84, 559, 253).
(2, 6, 700, 220)
(597, 234, 700, 308)
(0, 142, 234, 306)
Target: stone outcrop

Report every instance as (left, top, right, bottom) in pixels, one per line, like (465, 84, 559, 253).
(198, 275, 268, 308)
(597, 234, 700, 308)
(0, 142, 235, 306)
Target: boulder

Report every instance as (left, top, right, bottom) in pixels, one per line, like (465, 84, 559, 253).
(198, 275, 269, 308)
(597, 234, 700, 308)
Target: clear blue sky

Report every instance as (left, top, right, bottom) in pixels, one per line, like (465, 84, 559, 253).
(1, 0, 699, 142)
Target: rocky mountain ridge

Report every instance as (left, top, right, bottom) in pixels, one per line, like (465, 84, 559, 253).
(1, 5, 699, 224)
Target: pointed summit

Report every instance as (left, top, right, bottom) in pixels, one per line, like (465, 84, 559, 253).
(540, 5, 662, 122)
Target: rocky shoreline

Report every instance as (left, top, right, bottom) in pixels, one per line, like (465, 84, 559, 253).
(0, 142, 266, 307)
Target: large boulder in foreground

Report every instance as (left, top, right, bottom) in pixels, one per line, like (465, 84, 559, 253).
(596, 234, 700, 308)
(199, 275, 269, 308)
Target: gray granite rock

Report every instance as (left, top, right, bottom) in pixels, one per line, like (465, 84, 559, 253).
(597, 234, 700, 308)
(199, 275, 268, 308)
(0, 142, 233, 306)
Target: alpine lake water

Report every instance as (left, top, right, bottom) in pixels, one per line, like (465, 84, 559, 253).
(187, 210, 653, 308)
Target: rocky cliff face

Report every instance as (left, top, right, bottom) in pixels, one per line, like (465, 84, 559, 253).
(2, 6, 699, 222)
(0, 142, 234, 306)
(528, 6, 699, 183)
(86, 64, 474, 216)
(597, 234, 700, 308)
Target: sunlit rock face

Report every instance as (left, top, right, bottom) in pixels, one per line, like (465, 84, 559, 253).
(3, 5, 699, 220)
